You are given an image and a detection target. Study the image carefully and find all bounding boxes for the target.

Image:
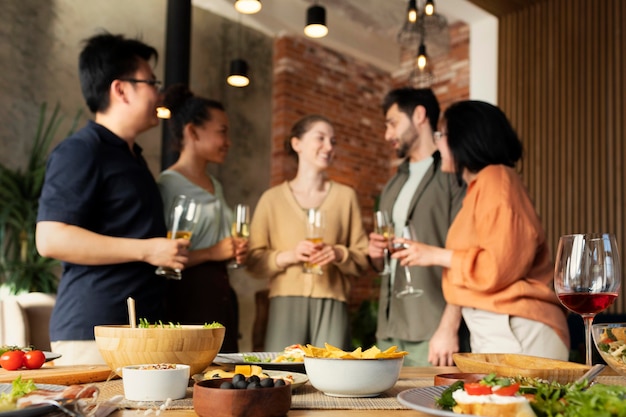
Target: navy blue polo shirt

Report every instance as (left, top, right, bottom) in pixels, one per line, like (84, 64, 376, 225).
(37, 121, 167, 341)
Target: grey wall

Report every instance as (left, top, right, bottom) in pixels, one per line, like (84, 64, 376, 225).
(0, 0, 273, 349)
(0, 0, 272, 210)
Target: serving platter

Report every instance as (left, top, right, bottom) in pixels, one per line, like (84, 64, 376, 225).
(453, 353, 590, 384)
(397, 385, 491, 417)
(0, 383, 63, 417)
(214, 352, 305, 373)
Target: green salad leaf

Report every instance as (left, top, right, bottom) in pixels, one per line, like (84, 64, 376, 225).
(434, 374, 626, 417)
(435, 381, 464, 410)
(0, 376, 37, 412)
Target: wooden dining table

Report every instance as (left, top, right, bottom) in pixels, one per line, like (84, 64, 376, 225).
(110, 365, 458, 417)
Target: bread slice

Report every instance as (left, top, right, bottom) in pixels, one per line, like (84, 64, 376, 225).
(453, 401, 536, 417)
(452, 390, 537, 417)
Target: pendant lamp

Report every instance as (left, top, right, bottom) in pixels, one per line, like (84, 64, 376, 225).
(234, 0, 262, 15)
(304, 4, 328, 38)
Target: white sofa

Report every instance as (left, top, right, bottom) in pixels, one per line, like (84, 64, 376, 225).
(0, 292, 56, 350)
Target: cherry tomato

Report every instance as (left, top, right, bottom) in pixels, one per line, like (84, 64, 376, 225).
(23, 350, 46, 369)
(464, 382, 493, 395)
(494, 382, 520, 396)
(0, 350, 25, 370)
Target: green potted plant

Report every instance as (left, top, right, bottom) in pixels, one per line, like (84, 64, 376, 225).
(0, 103, 81, 295)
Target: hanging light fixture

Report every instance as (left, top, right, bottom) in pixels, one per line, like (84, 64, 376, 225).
(227, 59, 250, 87)
(424, 0, 435, 16)
(407, 0, 418, 23)
(416, 43, 428, 70)
(397, 0, 448, 55)
(227, 16, 250, 87)
(234, 0, 262, 15)
(410, 40, 435, 87)
(304, 4, 328, 38)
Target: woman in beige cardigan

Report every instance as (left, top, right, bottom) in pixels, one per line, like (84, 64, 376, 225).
(247, 115, 369, 351)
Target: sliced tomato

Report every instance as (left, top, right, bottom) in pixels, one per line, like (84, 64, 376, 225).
(464, 382, 493, 395)
(494, 382, 520, 396)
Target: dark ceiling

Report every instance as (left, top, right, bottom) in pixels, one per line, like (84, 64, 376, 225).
(466, 0, 547, 17)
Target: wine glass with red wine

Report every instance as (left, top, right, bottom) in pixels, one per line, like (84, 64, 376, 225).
(554, 233, 621, 365)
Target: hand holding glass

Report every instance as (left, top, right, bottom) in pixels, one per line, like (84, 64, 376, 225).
(373, 210, 393, 276)
(229, 204, 250, 269)
(554, 233, 621, 365)
(155, 195, 199, 280)
(303, 209, 325, 275)
(391, 225, 424, 298)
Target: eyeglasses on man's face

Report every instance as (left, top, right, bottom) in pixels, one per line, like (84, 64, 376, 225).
(433, 131, 448, 142)
(119, 78, 163, 90)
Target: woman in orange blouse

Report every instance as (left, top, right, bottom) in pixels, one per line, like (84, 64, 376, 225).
(393, 100, 569, 360)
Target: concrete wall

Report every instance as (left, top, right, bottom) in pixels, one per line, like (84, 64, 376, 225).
(0, 0, 272, 351)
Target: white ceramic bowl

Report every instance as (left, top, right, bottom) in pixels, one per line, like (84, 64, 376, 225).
(122, 364, 190, 401)
(303, 356, 403, 397)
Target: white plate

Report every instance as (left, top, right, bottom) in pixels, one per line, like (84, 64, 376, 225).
(0, 383, 65, 417)
(214, 352, 305, 372)
(264, 370, 308, 390)
(397, 385, 488, 417)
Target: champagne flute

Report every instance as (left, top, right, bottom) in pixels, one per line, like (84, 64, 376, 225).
(554, 233, 621, 365)
(373, 210, 393, 276)
(391, 225, 424, 298)
(303, 208, 325, 275)
(229, 204, 250, 269)
(155, 195, 200, 280)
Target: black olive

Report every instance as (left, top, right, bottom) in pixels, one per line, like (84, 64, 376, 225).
(260, 378, 275, 388)
(220, 381, 234, 389)
(274, 379, 286, 387)
(247, 381, 261, 389)
(232, 374, 246, 384)
(248, 375, 261, 384)
(234, 379, 248, 389)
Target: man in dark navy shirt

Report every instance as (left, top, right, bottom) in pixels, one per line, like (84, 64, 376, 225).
(36, 32, 190, 365)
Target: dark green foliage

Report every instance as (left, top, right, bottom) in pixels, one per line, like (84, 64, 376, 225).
(0, 103, 81, 294)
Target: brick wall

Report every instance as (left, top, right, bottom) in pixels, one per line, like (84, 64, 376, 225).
(270, 24, 470, 316)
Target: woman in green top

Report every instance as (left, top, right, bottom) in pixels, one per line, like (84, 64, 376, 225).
(157, 84, 247, 352)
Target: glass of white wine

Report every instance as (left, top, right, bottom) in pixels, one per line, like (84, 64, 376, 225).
(155, 195, 199, 280)
(229, 204, 250, 269)
(303, 208, 325, 275)
(373, 210, 393, 276)
(391, 225, 424, 298)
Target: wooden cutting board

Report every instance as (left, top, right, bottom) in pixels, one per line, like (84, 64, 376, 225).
(0, 364, 116, 385)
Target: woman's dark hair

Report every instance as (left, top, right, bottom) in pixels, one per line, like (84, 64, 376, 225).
(163, 84, 225, 151)
(284, 114, 333, 159)
(79, 32, 158, 113)
(444, 100, 523, 184)
(382, 88, 440, 132)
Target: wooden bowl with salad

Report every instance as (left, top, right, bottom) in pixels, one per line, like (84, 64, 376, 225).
(94, 323, 225, 376)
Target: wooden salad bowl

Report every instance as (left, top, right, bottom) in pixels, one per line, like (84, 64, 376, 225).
(94, 324, 225, 376)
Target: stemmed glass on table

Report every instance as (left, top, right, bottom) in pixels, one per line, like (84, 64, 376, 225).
(303, 208, 325, 275)
(229, 204, 250, 269)
(554, 233, 621, 365)
(155, 195, 200, 280)
(390, 225, 424, 298)
(373, 210, 393, 276)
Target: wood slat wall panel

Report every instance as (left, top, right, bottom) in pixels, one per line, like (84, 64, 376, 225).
(497, 0, 626, 313)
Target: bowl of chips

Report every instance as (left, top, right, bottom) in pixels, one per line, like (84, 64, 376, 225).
(302, 344, 407, 397)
